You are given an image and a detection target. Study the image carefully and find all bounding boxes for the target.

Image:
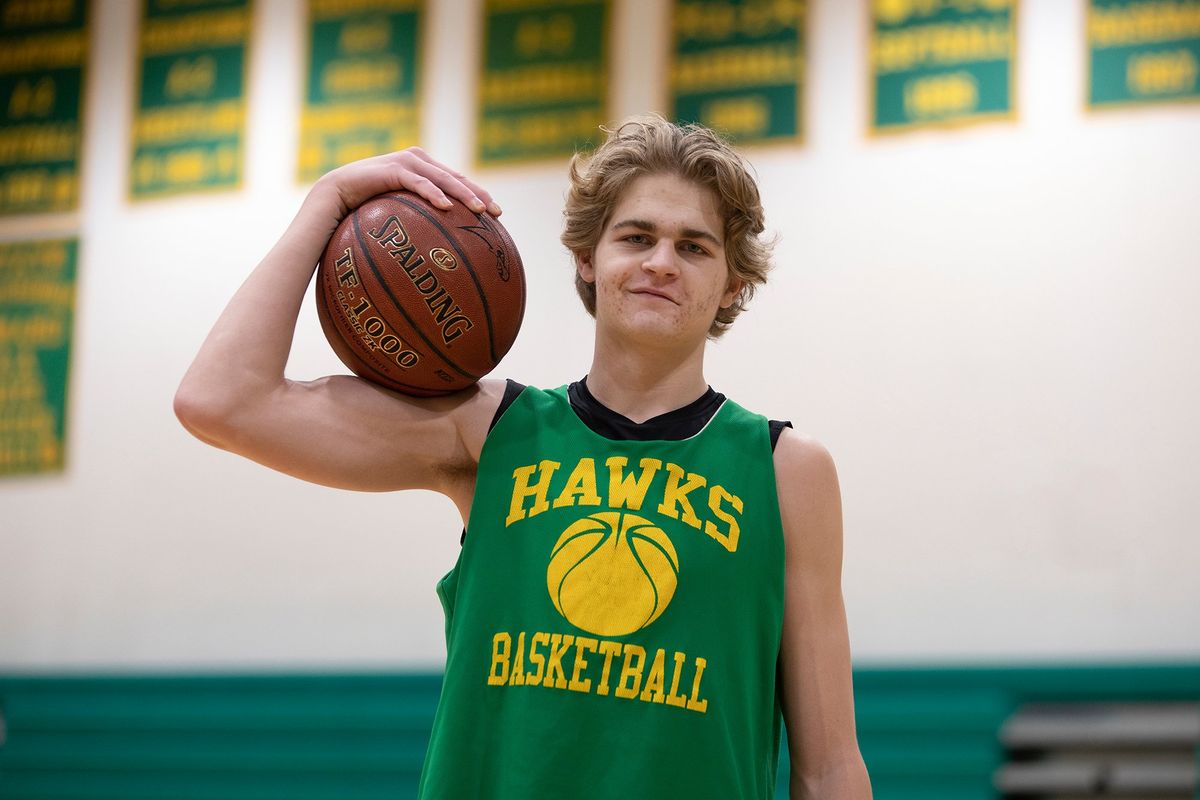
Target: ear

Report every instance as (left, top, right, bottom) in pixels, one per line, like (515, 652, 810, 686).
(719, 275, 744, 309)
(575, 250, 595, 284)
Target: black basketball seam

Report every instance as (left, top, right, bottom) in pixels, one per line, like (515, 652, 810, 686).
(476, 212, 526, 352)
(317, 259, 455, 394)
(475, 212, 526, 352)
(392, 195, 500, 365)
(351, 210, 478, 381)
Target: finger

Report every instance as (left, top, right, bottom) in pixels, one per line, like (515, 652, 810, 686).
(379, 155, 454, 210)
(406, 158, 487, 213)
(405, 150, 500, 216)
(440, 166, 501, 216)
(400, 173, 454, 210)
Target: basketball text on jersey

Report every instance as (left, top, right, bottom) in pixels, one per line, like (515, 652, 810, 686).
(479, 454, 748, 715)
(487, 630, 710, 713)
(505, 455, 743, 550)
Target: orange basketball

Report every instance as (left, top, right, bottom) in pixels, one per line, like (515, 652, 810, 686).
(315, 191, 525, 396)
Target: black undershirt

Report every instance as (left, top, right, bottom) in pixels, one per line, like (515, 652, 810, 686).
(567, 376, 727, 441)
(460, 378, 792, 545)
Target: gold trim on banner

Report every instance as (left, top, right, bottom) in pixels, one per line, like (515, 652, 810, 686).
(0, 124, 79, 166)
(140, 8, 249, 55)
(310, 0, 420, 17)
(0, 30, 85, 73)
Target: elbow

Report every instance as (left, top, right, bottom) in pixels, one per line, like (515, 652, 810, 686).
(173, 380, 238, 447)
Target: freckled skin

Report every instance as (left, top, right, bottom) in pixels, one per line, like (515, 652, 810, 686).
(577, 173, 740, 349)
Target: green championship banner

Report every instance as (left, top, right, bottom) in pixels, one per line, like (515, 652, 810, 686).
(1088, 0, 1200, 108)
(477, 0, 608, 166)
(300, 0, 422, 182)
(0, 1, 87, 215)
(870, 0, 1016, 133)
(669, 0, 805, 145)
(0, 238, 76, 476)
(130, 0, 251, 199)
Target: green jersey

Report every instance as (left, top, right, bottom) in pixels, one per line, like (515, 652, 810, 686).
(418, 383, 787, 799)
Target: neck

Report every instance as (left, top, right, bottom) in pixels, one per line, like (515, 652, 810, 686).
(585, 327, 709, 423)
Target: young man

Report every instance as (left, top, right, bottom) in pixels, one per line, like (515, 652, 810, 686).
(175, 115, 871, 799)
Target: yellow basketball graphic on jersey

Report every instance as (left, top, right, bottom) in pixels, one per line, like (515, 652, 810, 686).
(546, 511, 680, 637)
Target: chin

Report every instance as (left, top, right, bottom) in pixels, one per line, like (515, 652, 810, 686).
(616, 313, 697, 344)
(596, 296, 706, 344)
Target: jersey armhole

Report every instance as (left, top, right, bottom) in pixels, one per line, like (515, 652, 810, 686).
(488, 378, 526, 433)
(462, 379, 527, 546)
(769, 419, 793, 452)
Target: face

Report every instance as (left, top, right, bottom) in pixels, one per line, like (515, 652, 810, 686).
(576, 173, 742, 345)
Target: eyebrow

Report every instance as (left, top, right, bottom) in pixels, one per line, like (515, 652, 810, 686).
(611, 218, 723, 248)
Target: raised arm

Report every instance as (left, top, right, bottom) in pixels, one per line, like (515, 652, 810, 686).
(174, 149, 504, 508)
(774, 429, 872, 799)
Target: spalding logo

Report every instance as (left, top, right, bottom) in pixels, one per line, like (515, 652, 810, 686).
(430, 247, 457, 271)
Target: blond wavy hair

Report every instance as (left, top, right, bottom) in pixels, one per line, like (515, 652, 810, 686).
(561, 113, 774, 338)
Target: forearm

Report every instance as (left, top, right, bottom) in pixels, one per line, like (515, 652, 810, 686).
(790, 755, 872, 800)
(176, 187, 339, 413)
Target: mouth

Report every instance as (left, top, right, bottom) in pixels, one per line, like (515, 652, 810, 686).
(631, 288, 677, 304)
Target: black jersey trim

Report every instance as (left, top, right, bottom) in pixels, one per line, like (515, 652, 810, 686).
(769, 419, 793, 452)
(488, 378, 526, 433)
(567, 376, 726, 442)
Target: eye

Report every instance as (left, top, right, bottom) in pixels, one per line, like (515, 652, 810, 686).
(681, 241, 709, 255)
(623, 233, 650, 245)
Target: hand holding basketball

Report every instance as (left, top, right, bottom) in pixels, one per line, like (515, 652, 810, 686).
(311, 151, 524, 397)
(310, 147, 501, 228)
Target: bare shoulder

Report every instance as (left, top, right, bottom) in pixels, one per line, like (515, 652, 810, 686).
(455, 377, 509, 461)
(773, 427, 839, 488)
(772, 427, 843, 568)
(435, 376, 509, 518)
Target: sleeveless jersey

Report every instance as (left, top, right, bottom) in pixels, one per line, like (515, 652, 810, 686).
(418, 384, 787, 799)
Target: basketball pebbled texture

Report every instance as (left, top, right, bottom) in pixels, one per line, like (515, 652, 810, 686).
(316, 191, 525, 396)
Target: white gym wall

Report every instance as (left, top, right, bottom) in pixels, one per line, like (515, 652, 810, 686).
(0, 0, 1197, 670)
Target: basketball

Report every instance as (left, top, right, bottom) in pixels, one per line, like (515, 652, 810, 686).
(315, 191, 525, 396)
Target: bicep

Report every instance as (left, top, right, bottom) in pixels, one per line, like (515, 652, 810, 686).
(185, 374, 502, 493)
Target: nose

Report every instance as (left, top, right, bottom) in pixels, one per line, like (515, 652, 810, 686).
(642, 239, 679, 278)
